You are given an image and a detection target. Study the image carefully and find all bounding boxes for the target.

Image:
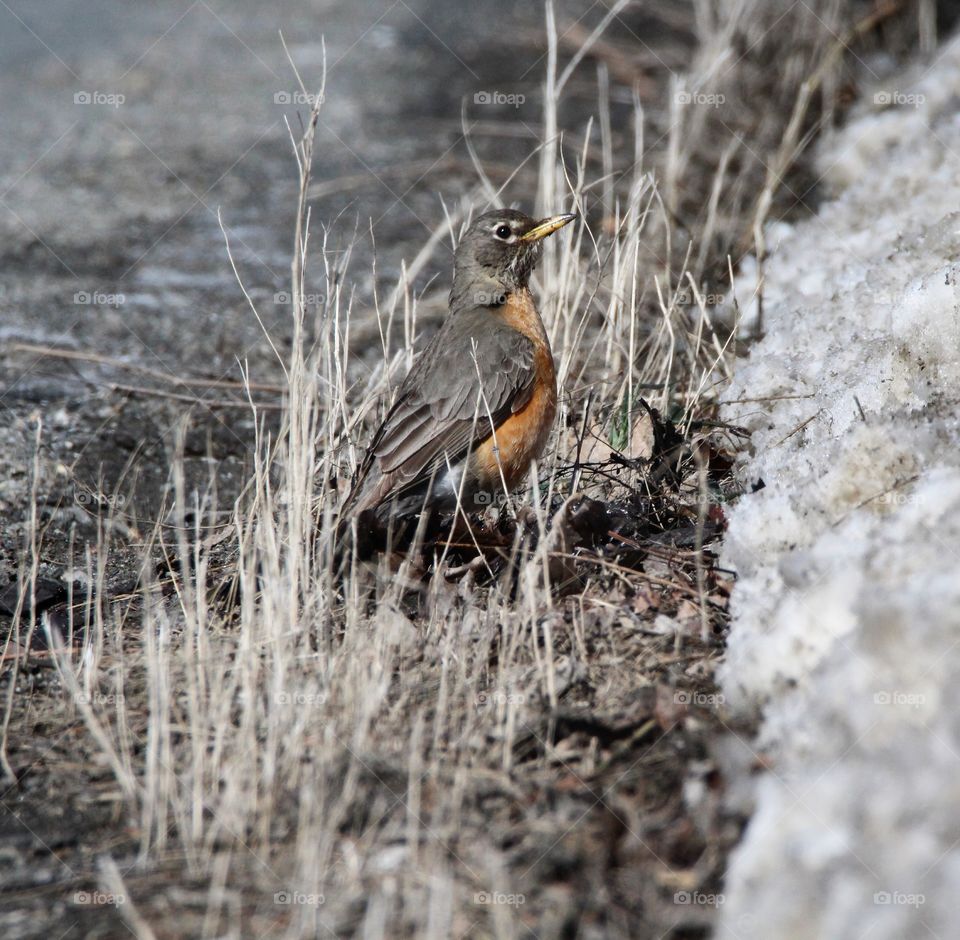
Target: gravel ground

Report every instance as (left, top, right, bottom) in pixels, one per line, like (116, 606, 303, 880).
(0, 0, 603, 606)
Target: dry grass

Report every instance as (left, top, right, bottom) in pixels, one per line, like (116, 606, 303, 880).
(0, 2, 925, 937)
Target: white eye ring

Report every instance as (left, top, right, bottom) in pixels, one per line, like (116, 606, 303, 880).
(494, 224, 514, 241)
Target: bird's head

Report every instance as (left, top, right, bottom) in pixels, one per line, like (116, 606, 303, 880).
(450, 208, 576, 307)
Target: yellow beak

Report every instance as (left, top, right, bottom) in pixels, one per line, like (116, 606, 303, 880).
(520, 212, 577, 242)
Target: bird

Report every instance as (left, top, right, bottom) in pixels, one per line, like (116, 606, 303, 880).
(340, 208, 576, 556)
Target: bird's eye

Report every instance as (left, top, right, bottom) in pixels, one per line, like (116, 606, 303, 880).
(495, 224, 512, 240)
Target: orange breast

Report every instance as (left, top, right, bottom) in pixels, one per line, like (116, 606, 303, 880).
(471, 288, 557, 491)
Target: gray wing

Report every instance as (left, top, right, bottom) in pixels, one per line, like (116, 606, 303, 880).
(352, 307, 536, 509)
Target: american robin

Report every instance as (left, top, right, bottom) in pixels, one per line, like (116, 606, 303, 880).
(341, 208, 576, 553)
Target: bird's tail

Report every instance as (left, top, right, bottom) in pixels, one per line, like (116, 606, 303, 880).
(327, 469, 384, 569)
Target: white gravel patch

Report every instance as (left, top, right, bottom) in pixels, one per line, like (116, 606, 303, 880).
(714, 34, 960, 940)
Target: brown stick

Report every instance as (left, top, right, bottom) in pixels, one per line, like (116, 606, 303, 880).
(2, 342, 286, 393)
(108, 382, 284, 410)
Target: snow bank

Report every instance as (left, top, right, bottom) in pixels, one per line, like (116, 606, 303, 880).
(715, 36, 960, 940)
